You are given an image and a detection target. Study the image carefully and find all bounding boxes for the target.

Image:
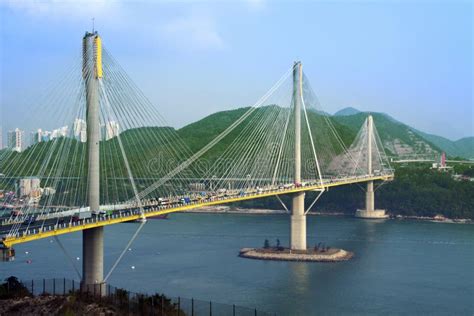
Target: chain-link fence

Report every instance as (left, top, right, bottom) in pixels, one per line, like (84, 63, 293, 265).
(16, 278, 274, 316)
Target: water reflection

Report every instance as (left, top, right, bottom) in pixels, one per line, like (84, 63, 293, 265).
(288, 262, 310, 295)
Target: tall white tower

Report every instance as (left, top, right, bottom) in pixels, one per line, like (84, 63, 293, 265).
(82, 31, 105, 292)
(290, 61, 307, 250)
(355, 115, 388, 219)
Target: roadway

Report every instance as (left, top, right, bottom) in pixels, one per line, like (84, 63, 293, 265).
(1, 173, 393, 248)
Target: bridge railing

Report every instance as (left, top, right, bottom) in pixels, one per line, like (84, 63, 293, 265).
(17, 278, 274, 316)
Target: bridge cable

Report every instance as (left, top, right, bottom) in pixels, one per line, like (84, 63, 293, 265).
(275, 195, 289, 213)
(305, 189, 325, 215)
(133, 66, 293, 201)
(99, 79, 145, 217)
(301, 79, 323, 186)
(54, 236, 82, 279)
(103, 220, 146, 282)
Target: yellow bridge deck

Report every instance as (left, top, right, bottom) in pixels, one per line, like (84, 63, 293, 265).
(1, 174, 393, 248)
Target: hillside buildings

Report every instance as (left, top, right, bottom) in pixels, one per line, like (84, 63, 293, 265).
(30, 126, 68, 145)
(7, 128, 24, 152)
(7, 119, 120, 151)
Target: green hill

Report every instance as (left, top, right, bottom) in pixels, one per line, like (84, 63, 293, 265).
(413, 131, 474, 160)
(333, 107, 361, 116)
(177, 105, 355, 161)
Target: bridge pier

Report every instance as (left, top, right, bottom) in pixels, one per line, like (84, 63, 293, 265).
(82, 227, 105, 292)
(355, 180, 387, 219)
(291, 192, 306, 250)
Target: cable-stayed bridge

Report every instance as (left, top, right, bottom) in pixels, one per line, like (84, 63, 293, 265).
(1, 32, 393, 290)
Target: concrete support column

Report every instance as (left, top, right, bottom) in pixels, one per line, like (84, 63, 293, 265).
(290, 61, 307, 251)
(291, 192, 306, 250)
(366, 180, 374, 212)
(82, 227, 104, 288)
(82, 31, 104, 291)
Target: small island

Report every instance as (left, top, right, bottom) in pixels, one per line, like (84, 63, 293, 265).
(239, 240, 353, 262)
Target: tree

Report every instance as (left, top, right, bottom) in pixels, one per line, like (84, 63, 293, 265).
(0, 276, 31, 299)
(463, 168, 474, 177)
(263, 239, 270, 249)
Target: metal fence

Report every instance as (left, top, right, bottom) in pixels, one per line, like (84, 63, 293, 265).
(18, 278, 274, 316)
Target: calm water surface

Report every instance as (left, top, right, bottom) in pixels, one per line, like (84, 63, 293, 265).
(1, 213, 473, 315)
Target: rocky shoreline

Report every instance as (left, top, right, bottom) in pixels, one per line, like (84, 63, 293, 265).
(391, 214, 472, 224)
(183, 206, 472, 224)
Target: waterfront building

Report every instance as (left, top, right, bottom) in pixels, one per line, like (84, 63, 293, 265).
(18, 177, 41, 197)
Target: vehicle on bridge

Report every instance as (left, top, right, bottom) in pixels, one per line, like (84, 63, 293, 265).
(72, 210, 92, 222)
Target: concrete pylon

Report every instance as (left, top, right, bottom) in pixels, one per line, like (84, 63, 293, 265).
(82, 31, 105, 292)
(355, 115, 388, 219)
(290, 61, 306, 250)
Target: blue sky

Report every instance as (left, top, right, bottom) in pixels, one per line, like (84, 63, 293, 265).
(1, 0, 472, 140)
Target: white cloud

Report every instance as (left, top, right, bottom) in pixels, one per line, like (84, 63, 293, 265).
(1, 0, 118, 21)
(160, 10, 225, 51)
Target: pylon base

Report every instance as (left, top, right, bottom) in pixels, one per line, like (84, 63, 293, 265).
(355, 209, 389, 219)
(239, 247, 353, 262)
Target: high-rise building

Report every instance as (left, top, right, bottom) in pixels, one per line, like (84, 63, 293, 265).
(51, 126, 68, 139)
(7, 128, 24, 152)
(73, 118, 87, 142)
(31, 129, 43, 145)
(30, 128, 54, 146)
(41, 131, 52, 142)
(101, 121, 120, 140)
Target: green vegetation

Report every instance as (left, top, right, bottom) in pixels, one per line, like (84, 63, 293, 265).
(374, 165, 473, 219)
